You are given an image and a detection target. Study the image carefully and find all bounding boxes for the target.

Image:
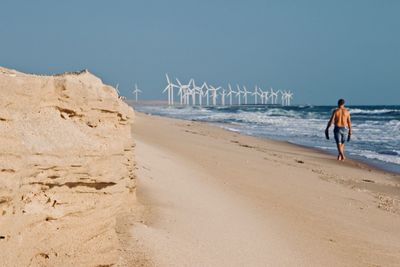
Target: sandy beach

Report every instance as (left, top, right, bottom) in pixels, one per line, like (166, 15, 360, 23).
(1, 0, 399, 265)
(131, 111, 400, 267)
(1, 67, 399, 266)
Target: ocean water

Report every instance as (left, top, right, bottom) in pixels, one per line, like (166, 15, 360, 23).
(134, 105, 400, 174)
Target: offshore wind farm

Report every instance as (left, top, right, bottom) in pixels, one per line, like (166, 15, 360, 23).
(162, 74, 294, 107)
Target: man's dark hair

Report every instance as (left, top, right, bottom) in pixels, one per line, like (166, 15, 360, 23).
(338, 99, 345, 106)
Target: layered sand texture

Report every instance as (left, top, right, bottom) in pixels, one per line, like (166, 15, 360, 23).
(0, 67, 137, 266)
(132, 112, 400, 267)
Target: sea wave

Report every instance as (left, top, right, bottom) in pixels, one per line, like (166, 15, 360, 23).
(349, 108, 400, 115)
(352, 149, 400, 165)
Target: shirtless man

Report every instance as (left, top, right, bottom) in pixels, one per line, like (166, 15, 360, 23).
(325, 99, 352, 161)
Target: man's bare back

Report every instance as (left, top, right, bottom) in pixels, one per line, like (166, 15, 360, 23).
(332, 107, 351, 128)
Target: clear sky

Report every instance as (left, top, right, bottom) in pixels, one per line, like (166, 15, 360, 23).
(1, 0, 399, 105)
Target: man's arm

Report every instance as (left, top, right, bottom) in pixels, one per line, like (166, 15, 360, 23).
(347, 113, 352, 135)
(326, 111, 335, 131)
(325, 111, 335, 139)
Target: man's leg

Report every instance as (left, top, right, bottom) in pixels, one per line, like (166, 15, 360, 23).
(336, 142, 343, 160)
(340, 143, 346, 160)
(336, 142, 345, 160)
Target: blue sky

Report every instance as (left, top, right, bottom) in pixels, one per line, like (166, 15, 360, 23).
(1, 0, 399, 105)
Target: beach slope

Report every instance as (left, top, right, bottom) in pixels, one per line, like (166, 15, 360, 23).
(132, 112, 400, 267)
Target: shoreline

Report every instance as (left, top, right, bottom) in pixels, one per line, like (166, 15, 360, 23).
(135, 107, 400, 176)
(131, 111, 400, 266)
(133, 110, 400, 189)
(287, 140, 400, 177)
(132, 102, 400, 175)
(216, 121, 400, 176)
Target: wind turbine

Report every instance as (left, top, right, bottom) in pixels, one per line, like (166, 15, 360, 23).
(188, 81, 197, 106)
(208, 85, 221, 106)
(262, 89, 270, 105)
(286, 90, 294, 106)
(176, 78, 192, 105)
(132, 83, 142, 102)
(204, 83, 211, 106)
(280, 90, 288, 106)
(191, 80, 202, 106)
(198, 82, 207, 106)
(163, 74, 179, 105)
(235, 84, 242, 105)
(220, 88, 227, 106)
(252, 85, 261, 105)
(270, 87, 279, 104)
(115, 83, 120, 95)
(115, 83, 126, 100)
(226, 84, 236, 106)
(188, 79, 194, 105)
(242, 86, 250, 105)
(258, 87, 265, 104)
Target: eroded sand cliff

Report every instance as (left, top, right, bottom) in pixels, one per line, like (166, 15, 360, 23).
(0, 67, 136, 266)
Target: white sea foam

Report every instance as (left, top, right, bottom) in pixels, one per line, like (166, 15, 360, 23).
(351, 149, 400, 165)
(349, 108, 399, 114)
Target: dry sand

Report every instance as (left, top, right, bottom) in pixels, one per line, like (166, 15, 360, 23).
(132, 112, 400, 267)
(0, 67, 139, 266)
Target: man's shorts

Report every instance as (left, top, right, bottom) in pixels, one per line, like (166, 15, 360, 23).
(334, 126, 347, 144)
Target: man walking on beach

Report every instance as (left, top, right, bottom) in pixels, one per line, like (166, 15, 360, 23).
(325, 99, 352, 161)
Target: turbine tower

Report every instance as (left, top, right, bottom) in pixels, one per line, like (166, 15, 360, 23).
(132, 83, 142, 102)
(280, 90, 288, 106)
(189, 79, 198, 106)
(258, 87, 265, 104)
(262, 89, 270, 105)
(235, 84, 242, 105)
(115, 83, 120, 96)
(163, 74, 179, 105)
(242, 86, 250, 105)
(227, 84, 235, 106)
(270, 87, 278, 104)
(252, 86, 261, 105)
(176, 78, 192, 105)
(208, 85, 221, 106)
(286, 90, 294, 106)
(204, 83, 211, 106)
(198, 82, 207, 106)
(220, 88, 227, 106)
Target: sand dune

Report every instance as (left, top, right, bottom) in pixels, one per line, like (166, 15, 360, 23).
(0, 67, 137, 266)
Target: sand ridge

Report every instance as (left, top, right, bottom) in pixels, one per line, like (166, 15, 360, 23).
(0, 67, 138, 266)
